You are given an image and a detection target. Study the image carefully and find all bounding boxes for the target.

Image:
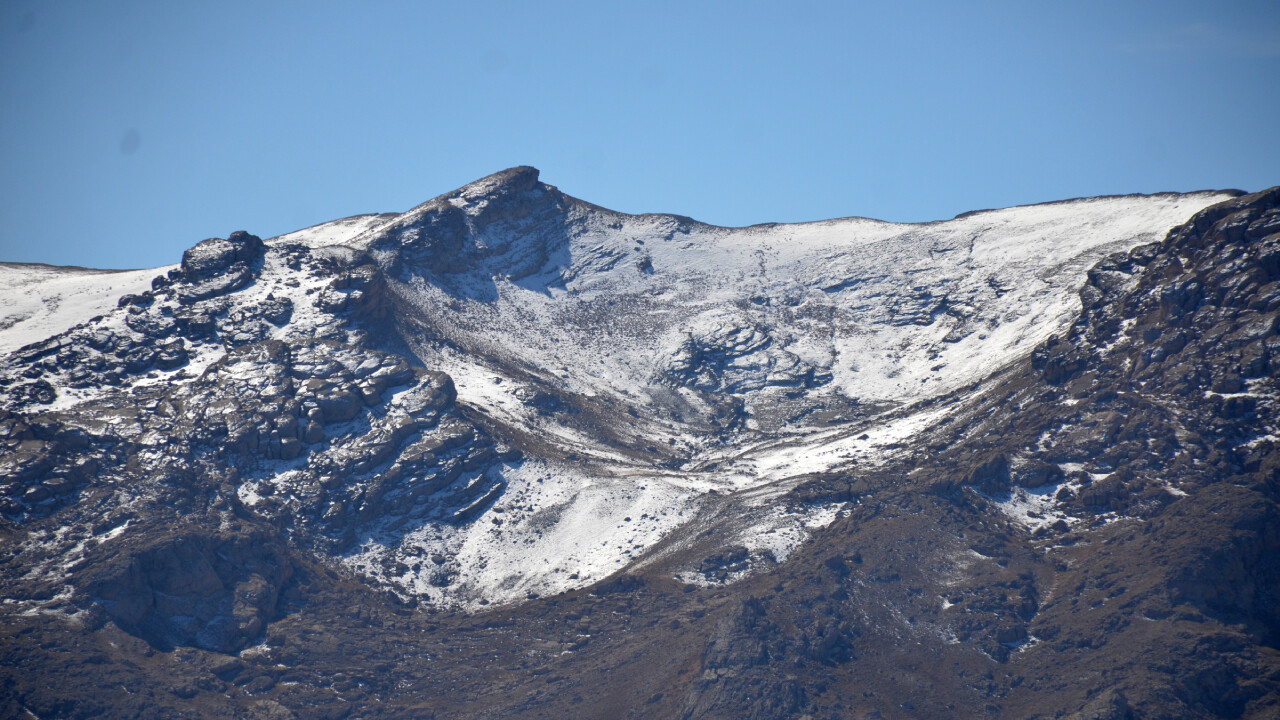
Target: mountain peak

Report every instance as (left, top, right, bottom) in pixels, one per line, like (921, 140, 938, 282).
(357, 165, 565, 282)
(443, 165, 549, 224)
(408, 165, 544, 219)
(457, 165, 540, 197)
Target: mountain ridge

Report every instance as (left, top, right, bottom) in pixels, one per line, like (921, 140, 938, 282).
(1, 171, 1277, 719)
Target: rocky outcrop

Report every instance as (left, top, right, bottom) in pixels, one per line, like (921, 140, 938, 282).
(158, 337, 516, 555)
(80, 526, 292, 653)
(0, 223, 521, 655)
(680, 597, 808, 720)
(180, 231, 266, 280)
(1065, 689, 1133, 720)
(660, 317, 832, 395)
(360, 166, 572, 288)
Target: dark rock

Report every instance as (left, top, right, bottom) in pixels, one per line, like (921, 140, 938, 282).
(180, 231, 266, 280)
(303, 421, 325, 444)
(315, 391, 363, 423)
(1066, 689, 1133, 720)
(178, 263, 255, 304)
(1013, 459, 1063, 488)
(80, 528, 292, 654)
(967, 453, 1010, 494)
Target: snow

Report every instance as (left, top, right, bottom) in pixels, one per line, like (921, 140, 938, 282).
(1004, 635, 1040, 653)
(724, 399, 959, 484)
(990, 483, 1077, 533)
(393, 192, 1226, 419)
(0, 262, 173, 356)
(360, 189, 1225, 603)
(341, 458, 705, 608)
(267, 214, 394, 248)
(0, 182, 1235, 609)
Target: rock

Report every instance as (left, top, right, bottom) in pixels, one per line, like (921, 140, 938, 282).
(1013, 459, 1063, 488)
(80, 529, 292, 654)
(22, 484, 51, 503)
(304, 421, 325, 444)
(118, 291, 154, 308)
(995, 624, 1027, 644)
(178, 263, 255, 304)
(180, 231, 266, 280)
(699, 546, 751, 578)
(967, 454, 1010, 494)
(315, 391, 363, 423)
(360, 166, 567, 284)
(155, 340, 189, 370)
(1066, 689, 1133, 720)
(1034, 337, 1087, 385)
(209, 657, 244, 680)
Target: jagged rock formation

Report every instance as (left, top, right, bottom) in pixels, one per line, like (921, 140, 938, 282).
(1, 170, 1277, 719)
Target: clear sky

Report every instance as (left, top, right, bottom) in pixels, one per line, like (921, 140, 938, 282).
(2, 1, 1278, 269)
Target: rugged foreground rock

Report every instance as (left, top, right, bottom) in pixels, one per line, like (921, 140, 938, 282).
(0, 174, 1277, 718)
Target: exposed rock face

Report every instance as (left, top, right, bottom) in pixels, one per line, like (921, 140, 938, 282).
(0, 173, 1277, 719)
(81, 526, 293, 654)
(180, 230, 267, 280)
(177, 231, 268, 303)
(0, 215, 519, 663)
(361, 166, 572, 285)
(172, 339, 512, 552)
(661, 317, 832, 394)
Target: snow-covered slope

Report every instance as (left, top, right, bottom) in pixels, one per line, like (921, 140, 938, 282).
(0, 215, 388, 358)
(0, 263, 173, 356)
(0, 168, 1235, 609)
(267, 213, 398, 248)
(384, 189, 1215, 409)
(372, 179, 1222, 436)
(328, 170, 1231, 604)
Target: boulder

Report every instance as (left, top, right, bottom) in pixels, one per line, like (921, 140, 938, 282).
(80, 528, 292, 654)
(180, 231, 266, 280)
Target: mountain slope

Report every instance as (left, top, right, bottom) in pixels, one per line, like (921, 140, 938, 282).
(1, 170, 1276, 719)
(0, 262, 171, 357)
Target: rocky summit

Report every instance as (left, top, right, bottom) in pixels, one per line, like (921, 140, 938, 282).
(1, 168, 1278, 719)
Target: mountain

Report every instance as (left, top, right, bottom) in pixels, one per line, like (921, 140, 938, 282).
(1, 168, 1277, 719)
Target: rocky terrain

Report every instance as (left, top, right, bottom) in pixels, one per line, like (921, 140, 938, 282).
(1, 168, 1277, 719)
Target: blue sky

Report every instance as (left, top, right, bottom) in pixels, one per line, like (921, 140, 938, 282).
(2, 1, 1278, 269)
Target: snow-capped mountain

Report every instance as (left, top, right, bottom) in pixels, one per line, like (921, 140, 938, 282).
(3, 169, 1277, 719)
